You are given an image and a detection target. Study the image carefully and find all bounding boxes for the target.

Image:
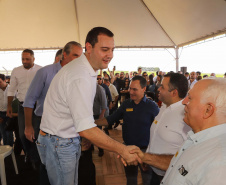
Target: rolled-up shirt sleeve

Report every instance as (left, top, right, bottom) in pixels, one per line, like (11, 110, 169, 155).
(23, 69, 46, 108)
(7, 69, 18, 97)
(66, 77, 96, 133)
(106, 102, 124, 125)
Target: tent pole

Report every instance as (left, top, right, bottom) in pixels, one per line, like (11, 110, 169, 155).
(175, 47, 179, 72)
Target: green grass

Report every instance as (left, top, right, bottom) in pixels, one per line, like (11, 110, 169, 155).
(110, 70, 224, 77)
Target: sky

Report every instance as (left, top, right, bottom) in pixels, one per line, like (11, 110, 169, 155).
(1, 35, 226, 74)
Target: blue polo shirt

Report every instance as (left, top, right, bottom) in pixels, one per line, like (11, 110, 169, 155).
(107, 96, 159, 148)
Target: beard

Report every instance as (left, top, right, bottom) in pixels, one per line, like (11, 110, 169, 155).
(23, 63, 33, 69)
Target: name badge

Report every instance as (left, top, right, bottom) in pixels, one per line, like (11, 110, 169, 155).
(154, 120, 158, 124)
(126, 108, 133, 112)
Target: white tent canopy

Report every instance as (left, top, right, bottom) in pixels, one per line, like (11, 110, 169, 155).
(0, 0, 226, 50)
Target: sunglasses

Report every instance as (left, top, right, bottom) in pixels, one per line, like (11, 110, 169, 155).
(97, 78, 102, 80)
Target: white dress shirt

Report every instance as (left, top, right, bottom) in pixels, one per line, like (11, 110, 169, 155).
(40, 54, 98, 138)
(7, 64, 42, 102)
(146, 100, 191, 176)
(188, 79, 197, 89)
(0, 84, 9, 111)
(162, 124, 226, 185)
(108, 83, 119, 101)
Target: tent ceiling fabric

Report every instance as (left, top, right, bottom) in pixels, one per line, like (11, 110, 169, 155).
(144, 0, 226, 47)
(0, 0, 226, 50)
(0, 0, 79, 50)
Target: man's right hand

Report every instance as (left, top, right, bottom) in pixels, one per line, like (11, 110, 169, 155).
(120, 145, 142, 166)
(25, 126, 35, 142)
(129, 148, 145, 160)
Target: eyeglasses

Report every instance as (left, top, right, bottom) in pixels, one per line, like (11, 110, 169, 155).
(143, 75, 147, 77)
(97, 78, 102, 80)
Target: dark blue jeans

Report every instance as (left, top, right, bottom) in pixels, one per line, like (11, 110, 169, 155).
(18, 104, 40, 162)
(0, 111, 13, 146)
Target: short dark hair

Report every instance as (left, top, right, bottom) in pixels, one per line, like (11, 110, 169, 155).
(62, 41, 82, 60)
(149, 74, 154, 85)
(138, 67, 142, 70)
(85, 27, 114, 48)
(196, 71, 201, 75)
(0, 74, 6, 81)
(23, 49, 34, 56)
(103, 78, 109, 83)
(131, 76, 147, 88)
(185, 72, 189, 75)
(133, 71, 137, 76)
(55, 49, 63, 59)
(164, 73, 188, 99)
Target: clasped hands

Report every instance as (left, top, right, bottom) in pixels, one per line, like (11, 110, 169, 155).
(119, 145, 145, 166)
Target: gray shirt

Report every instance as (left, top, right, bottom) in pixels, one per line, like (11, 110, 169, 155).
(93, 84, 108, 116)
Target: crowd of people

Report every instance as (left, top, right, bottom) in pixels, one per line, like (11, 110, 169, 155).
(0, 26, 226, 185)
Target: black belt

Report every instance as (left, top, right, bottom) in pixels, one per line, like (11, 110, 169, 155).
(39, 130, 55, 136)
(139, 146, 148, 150)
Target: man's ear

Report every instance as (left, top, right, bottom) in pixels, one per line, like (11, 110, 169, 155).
(171, 89, 178, 97)
(85, 42, 92, 53)
(203, 103, 214, 119)
(63, 52, 67, 60)
(143, 86, 146, 92)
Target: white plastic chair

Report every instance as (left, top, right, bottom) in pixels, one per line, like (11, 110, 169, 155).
(0, 145, 18, 185)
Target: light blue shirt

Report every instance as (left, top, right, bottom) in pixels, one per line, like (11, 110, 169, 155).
(23, 62, 62, 116)
(162, 123, 226, 185)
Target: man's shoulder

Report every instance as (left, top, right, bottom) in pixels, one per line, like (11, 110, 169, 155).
(35, 64, 42, 68)
(37, 63, 56, 73)
(110, 83, 117, 90)
(101, 83, 108, 88)
(97, 84, 105, 92)
(12, 65, 23, 71)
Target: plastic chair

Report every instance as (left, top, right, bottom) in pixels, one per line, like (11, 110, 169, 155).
(0, 145, 18, 185)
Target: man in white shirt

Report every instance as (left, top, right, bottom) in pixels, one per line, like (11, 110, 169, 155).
(7, 49, 42, 167)
(103, 78, 119, 110)
(0, 74, 13, 146)
(161, 78, 226, 185)
(137, 67, 142, 76)
(153, 71, 162, 82)
(130, 73, 191, 184)
(37, 27, 141, 185)
(188, 71, 197, 89)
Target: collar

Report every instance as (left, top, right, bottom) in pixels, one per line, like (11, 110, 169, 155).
(164, 99, 183, 110)
(188, 123, 226, 145)
(130, 95, 147, 104)
(56, 61, 62, 71)
(189, 79, 197, 83)
(81, 53, 99, 77)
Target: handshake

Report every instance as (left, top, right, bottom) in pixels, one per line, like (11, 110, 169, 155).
(119, 145, 145, 166)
